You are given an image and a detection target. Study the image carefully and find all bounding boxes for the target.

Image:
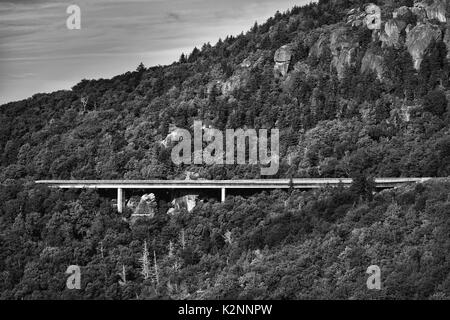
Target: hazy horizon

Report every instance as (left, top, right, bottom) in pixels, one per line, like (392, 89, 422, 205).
(0, 0, 313, 105)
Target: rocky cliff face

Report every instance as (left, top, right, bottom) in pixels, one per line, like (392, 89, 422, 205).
(420, 0, 447, 23)
(361, 50, 384, 80)
(309, 33, 329, 59)
(330, 27, 358, 79)
(409, 0, 448, 22)
(274, 44, 293, 77)
(406, 22, 442, 69)
(221, 73, 247, 95)
(218, 52, 265, 96)
(277, 1, 449, 86)
(444, 23, 450, 59)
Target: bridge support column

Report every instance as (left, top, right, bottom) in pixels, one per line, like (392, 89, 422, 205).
(221, 188, 226, 203)
(117, 188, 123, 213)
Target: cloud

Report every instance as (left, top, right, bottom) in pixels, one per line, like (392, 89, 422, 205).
(7, 72, 36, 79)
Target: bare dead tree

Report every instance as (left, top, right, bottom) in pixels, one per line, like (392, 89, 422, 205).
(118, 264, 127, 286)
(139, 241, 150, 280)
(80, 96, 89, 112)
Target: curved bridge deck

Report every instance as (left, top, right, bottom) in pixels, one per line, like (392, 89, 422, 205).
(35, 178, 432, 213)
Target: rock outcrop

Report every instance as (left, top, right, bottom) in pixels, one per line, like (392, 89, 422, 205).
(346, 7, 366, 27)
(410, 1, 447, 22)
(167, 195, 198, 214)
(274, 44, 293, 77)
(161, 125, 186, 148)
(282, 61, 314, 92)
(126, 196, 140, 212)
(183, 171, 200, 180)
(293, 61, 312, 76)
(361, 50, 384, 80)
(391, 104, 418, 123)
(134, 193, 157, 218)
(221, 74, 246, 95)
(219, 53, 266, 96)
(346, 4, 381, 29)
(443, 23, 450, 60)
(406, 22, 442, 69)
(410, 2, 427, 22)
(240, 57, 252, 68)
(421, 0, 447, 23)
(380, 19, 407, 48)
(330, 27, 358, 79)
(364, 3, 382, 30)
(309, 34, 328, 59)
(393, 6, 412, 19)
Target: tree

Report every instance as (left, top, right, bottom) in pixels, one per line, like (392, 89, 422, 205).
(423, 90, 448, 117)
(350, 172, 374, 201)
(136, 62, 146, 73)
(179, 53, 187, 64)
(188, 47, 201, 63)
(139, 241, 150, 280)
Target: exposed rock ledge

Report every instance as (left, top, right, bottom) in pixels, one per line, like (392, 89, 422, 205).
(406, 22, 442, 70)
(274, 44, 293, 77)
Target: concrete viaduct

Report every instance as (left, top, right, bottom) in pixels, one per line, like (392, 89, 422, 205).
(35, 178, 431, 213)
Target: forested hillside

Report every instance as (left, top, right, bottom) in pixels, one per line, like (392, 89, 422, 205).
(1, 0, 450, 299)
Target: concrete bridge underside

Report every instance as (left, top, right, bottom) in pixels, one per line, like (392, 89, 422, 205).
(35, 178, 431, 213)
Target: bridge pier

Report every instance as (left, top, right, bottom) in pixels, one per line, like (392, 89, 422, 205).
(117, 188, 123, 213)
(221, 187, 226, 203)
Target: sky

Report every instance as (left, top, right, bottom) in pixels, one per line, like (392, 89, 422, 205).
(0, 0, 313, 105)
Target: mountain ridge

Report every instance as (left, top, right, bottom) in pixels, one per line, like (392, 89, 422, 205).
(1, 0, 450, 300)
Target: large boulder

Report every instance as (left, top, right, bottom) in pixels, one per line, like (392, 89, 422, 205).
(240, 57, 252, 68)
(380, 19, 407, 48)
(406, 22, 442, 69)
(126, 196, 141, 212)
(274, 44, 293, 77)
(161, 125, 186, 148)
(361, 50, 384, 80)
(134, 193, 157, 218)
(168, 195, 198, 214)
(364, 3, 382, 30)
